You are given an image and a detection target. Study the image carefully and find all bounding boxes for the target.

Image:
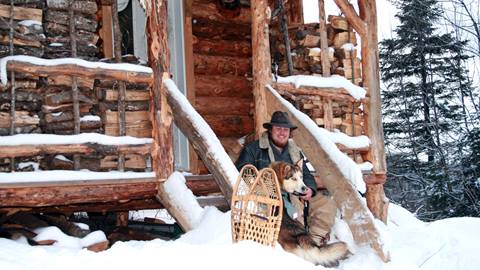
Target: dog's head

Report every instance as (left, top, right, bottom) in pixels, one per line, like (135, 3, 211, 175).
(270, 160, 308, 196)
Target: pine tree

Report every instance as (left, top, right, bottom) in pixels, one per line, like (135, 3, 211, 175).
(380, 0, 477, 220)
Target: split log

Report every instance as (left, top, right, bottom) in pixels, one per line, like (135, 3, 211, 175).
(0, 33, 42, 47)
(194, 74, 252, 98)
(100, 154, 148, 170)
(46, 0, 98, 14)
(95, 80, 150, 90)
(44, 23, 99, 44)
(100, 89, 150, 101)
(44, 90, 96, 106)
(193, 54, 251, 76)
(47, 75, 94, 88)
(104, 123, 152, 138)
(0, 0, 44, 8)
(273, 82, 361, 102)
(44, 10, 97, 33)
(328, 15, 350, 31)
(332, 31, 357, 48)
(5, 60, 153, 85)
(44, 42, 99, 57)
(99, 101, 149, 112)
(0, 101, 41, 112)
(103, 111, 150, 124)
(0, 143, 152, 158)
(0, 4, 42, 21)
(0, 44, 43, 57)
(41, 103, 92, 114)
(0, 111, 39, 128)
(43, 119, 102, 132)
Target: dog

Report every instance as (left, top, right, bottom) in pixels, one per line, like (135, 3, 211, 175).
(270, 161, 350, 267)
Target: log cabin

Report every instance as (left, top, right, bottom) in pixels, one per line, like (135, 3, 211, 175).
(0, 0, 388, 260)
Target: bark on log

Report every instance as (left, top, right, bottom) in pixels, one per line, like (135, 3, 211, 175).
(251, 0, 271, 137)
(0, 44, 43, 57)
(99, 101, 149, 112)
(0, 4, 42, 21)
(44, 90, 96, 106)
(5, 60, 153, 84)
(46, 0, 98, 14)
(43, 119, 102, 132)
(0, 143, 152, 158)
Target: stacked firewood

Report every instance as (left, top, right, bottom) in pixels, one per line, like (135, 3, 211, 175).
(0, 0, 45, 58)
(95, 55, 152, 171)
(270, 15, 362, 86)
(43, 0, 99, 60)
(40, 75, 101, 134)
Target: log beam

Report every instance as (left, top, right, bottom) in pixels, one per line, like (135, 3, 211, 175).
(5, 60, 153, 84)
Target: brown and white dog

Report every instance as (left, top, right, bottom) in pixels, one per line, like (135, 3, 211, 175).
(270, 161, 350, 267)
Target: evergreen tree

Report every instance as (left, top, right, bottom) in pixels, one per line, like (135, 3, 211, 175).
(380, 0, 478, 220)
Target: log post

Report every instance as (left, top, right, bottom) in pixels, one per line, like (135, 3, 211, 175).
(68, 0, 81, 170)
(318, 0, 331, 76)
(145, 0, 189, 230)
(358, 0, 388, 223)
(8, 0, 15, 171)
(251, 0, 271, 138)
(111, 0, 127, 171)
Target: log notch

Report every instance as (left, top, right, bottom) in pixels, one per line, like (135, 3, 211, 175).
(334, 0, 388, 224)
(251, 0, 271, 137)
(265, 86, 389, 261)
(145, 0, 191, 231)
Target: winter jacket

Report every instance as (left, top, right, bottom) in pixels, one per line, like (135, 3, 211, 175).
(235, 132, 318, 196)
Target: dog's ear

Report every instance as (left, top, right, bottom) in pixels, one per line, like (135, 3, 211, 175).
(295, 158, 303, 169)
(282, 164, 291, 177)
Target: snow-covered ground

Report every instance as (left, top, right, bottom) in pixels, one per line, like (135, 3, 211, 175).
(0, 202, 478, 270)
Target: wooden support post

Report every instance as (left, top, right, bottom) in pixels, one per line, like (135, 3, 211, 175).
(318, 0, 331, 76)
(145, 0, 189, 230)
(111, 0, 126, 171)
(251, 0, 271, 138)
(116, 211, 129, 227)
(69, 0, 81, 170)
(101, 5, 114, 58)
(8, 0, 15, 171)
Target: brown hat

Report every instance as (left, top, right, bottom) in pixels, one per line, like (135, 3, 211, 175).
(263, 111, 297, 130)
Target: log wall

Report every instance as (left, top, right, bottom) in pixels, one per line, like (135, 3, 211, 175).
(190, 0, 254, 173)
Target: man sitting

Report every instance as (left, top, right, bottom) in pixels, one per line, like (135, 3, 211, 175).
(235, 111, 337, 245)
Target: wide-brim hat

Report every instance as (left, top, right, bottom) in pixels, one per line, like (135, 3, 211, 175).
(263, 111, 297, 130)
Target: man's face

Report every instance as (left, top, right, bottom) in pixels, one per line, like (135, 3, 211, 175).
(271, 125, 290, 148)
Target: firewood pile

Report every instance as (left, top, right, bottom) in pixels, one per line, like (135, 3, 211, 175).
(0, 1, 153, 173)
(43, 0, 99, 60)
(0, 0, 45, 58)
(270, 15, 362, 86)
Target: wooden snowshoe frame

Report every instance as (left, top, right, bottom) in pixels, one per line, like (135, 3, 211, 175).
(231, 165, 283, 247)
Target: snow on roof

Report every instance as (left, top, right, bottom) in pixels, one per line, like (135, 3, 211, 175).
(274, 74, 366, 100)
(0, 55, 153, 86)
(0, 133, 153, 146)
(267, 85, 366, 193)
(164, 78, 239, 187)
